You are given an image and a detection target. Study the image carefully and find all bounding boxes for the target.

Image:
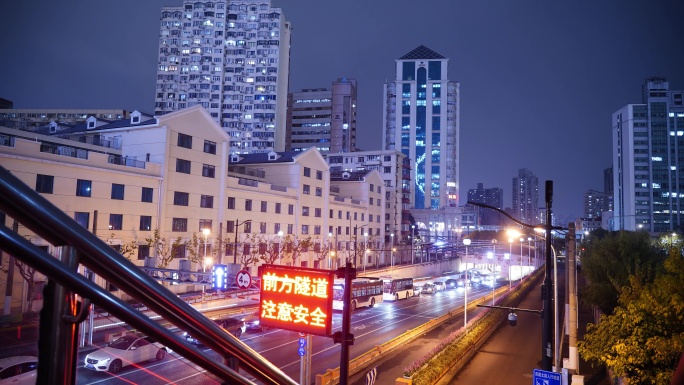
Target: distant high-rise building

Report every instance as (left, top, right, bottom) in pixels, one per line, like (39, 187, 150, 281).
(583, 189, 610, 218)
(154, 0, 291, 153)
(286, 78, 358, 153)
(512, 168, 539, 224)
(467, 183, 505, 225)
(382, 45, 460, 210)
(612, 77, 684, 232)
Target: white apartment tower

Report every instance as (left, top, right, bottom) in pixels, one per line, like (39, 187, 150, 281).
(155, 0, 291, 153)
(382, 45, 460, 210)
(286, 78, 358, 154)
(613, 77, 684, 232)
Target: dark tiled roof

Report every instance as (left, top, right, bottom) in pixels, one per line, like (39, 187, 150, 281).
(52, 115, 157, 135)
(230, 151, 301, 164)
(330, 169, 371, 181)
(399, 45, 445, 60)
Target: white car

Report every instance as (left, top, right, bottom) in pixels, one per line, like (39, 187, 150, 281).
(84, 333, 168, 373)
(0, 356, 37, 385)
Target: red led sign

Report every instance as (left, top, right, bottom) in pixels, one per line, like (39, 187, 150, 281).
(258, 264, 334, 336)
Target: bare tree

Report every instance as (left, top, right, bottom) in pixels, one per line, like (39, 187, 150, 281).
(106, 230, 139, 261)
(145, 229, 183, 269)
(281, 234, 312, 266)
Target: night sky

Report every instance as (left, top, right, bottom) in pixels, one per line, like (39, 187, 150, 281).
(1, 0, 683, 221)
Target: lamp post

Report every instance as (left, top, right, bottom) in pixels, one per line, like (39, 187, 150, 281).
(508, 237, 513, 288)
(202, 228, 210, 299)
(519, 237, 524, 282)
(277, 230, 284, 265)
(390, 233, 395, 268)
(328, 232, 334, 269)
(463, 238, 471, 330)
(363, 232, 368, 273)
(233, 219, 252, 265)
(411, 225, 415, 264)
(487, 250, 495, 304)
(527, 237, 532, 278)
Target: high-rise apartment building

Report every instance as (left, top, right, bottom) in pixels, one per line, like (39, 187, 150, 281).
(512, 168, 539, 224)
(467, 183, 505, 226)
(382, 45, 460, 210)
(154, 0, 291, 153)
(612, 77, 684, 232)
(286, 78, 358, 153)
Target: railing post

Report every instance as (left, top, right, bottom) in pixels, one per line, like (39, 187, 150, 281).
(37, 246, 83, 385)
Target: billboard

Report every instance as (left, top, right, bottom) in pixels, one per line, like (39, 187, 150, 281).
(258, 264, 334, 336)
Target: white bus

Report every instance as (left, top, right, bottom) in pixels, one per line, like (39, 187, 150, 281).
(382, 277, 415, 301)
(332, 277, 384, 311)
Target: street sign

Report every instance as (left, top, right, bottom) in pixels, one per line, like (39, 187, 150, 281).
(236, 269, 251, 289)
(299, 338, 306, 348)
(298, 347, 306, 357)
(533, 369, 561, 385)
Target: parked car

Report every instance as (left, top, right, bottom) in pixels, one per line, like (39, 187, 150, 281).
(421, 283, 436, 294)
(183, 316, 247, 344)
(444, 279, 459, 290)
(433, 281, 446, 292)
(0, 356, 37, 385)
(241, 311, 268, 332)
(84, 333, 167, 373)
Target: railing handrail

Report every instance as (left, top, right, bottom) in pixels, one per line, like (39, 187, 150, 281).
(0, 165, 297, 385)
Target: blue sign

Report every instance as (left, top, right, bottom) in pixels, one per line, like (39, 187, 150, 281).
(533, 369, 561, 385)
(212, 264, 228, 290)
(298, 347, 306, 357)
(299, 338, 306, 348)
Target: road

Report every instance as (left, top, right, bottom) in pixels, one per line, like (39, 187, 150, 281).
(1, 274, 513, 384)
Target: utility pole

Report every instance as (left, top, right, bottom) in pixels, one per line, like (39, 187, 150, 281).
(334, 263, 356, 385)
(566, 222, 579, 373)
(542, 180, 554, 371)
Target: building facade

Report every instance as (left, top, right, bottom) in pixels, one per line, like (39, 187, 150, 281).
(467, 183, 506, 226)
(0, 106, 382, 313)
(512, 168, 539, 224)
(286, 78, 358, 153)
(325, 150, 411, 242)
(612, 77, 684, 232)
(382, 45, 460, 210)
(154, 0, 291, 153)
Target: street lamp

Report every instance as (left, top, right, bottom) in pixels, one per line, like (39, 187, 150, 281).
(364, 232, 368, 272)
(487, 250, 495, 304)
(527, 237, 532, 279)
(463, 238, 471, 330)
(390, 233, 395, 268)
(328, 232, 334, 269)
(411, 225, 416, 264)
(277, 231, 284, 265)
(520, 237, 524, 282)
(233, 219, 252, 265)
(508, 237, 513, 288)
(202, 228, 210, 299)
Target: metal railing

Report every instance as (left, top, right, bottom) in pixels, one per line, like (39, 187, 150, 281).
(0, 165, 297, 385)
